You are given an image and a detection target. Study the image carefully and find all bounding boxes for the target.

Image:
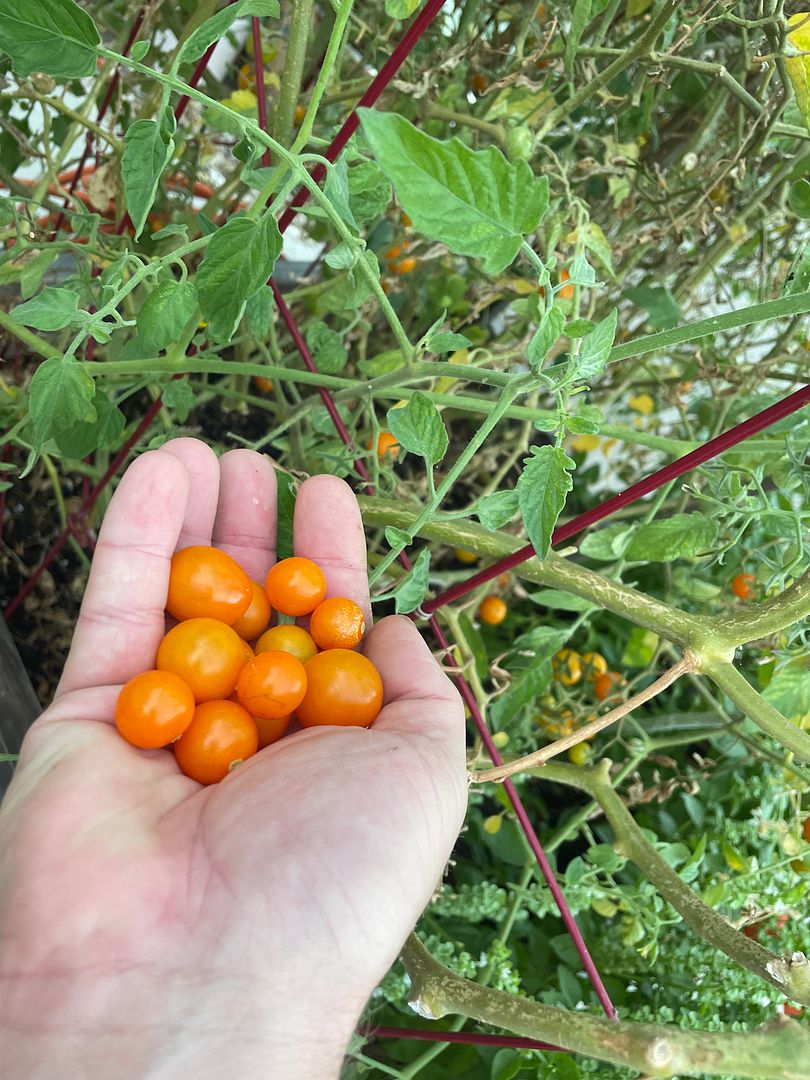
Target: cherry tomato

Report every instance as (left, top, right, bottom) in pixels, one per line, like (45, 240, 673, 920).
(255, 624, 318, 664)
(167, 545, 251, 624)
(231, 580, 271, 640)
(157, 618, 249, 702)
(470, 73, 488, 94)
(559, 269, 574, 300)
(568, 742, 591, 766)
(478, 596, 507, 626)
(784, 1003, 804, 1018)
(581, 652, 608, 678)
(240, 637, 255, 663)
(236, 650, 307, 719)
(309, 597, 366, 650)
(385, 242, 408, 261)
(254, 375, 274, 393)
(453, 548, 478, 564)
(594, 671, 618, 701)
(254, 713, 292, 749)
(265, 556, 326, 617)
(238, 63, 256, 90)
(294, 103, 306, 125)
(389, 256, 416, 274)
(115, 670, 195, 749)
(297, 649, 383, 728)
(366, 431, 400, 460)
(174, 699, 258, 785)
(552, 649, 583, 686)
(733, 572, 756, 600)
(742, 923, 759, 940)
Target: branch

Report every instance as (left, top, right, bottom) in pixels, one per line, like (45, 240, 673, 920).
(708, 568, 810, 647)
(706, 662, 810, 762)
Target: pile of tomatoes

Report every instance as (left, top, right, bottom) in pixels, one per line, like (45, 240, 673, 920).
(115, 548, 383, 785)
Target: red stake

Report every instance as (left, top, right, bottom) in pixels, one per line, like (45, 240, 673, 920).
(252, 17, 271, 168)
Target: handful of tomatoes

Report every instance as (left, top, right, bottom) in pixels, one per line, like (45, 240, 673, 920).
(115, 548, 383, 785)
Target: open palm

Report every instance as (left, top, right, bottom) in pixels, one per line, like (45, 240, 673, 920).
(0, 439, 467, 1079)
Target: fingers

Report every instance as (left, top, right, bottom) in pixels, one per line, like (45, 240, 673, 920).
(294, 474, 371, 622)
(212, 450, 277, 583)
(159, 437, 220, 548)
(54, 450, 190, 698)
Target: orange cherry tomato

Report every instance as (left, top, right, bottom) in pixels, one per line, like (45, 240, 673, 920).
(559, 269, 574, 300)
(389, 256, 416, 274)
(265, 556, 326, 617)
(236, 650, 307, 719)
(174, 699, 258, 785)
(366, 430, 400, 460)
(470, 72, 488, 94)
(115, 670, 195, 749)
(238, 63, 256, 90)
(294, 103, 306, 125)
(255, 624, 318, 664)
(309, 597, 366, 650)
(594, 671, 619, 701)
(254, 375, 274, 393)
(254, 713, 292, 749)
(167, 545, 251, 624)
(454, 548, 478, 564)
(240, 637, 255, 663)
(231, 580, 271, 640)
(478, 595, 507, 626)
(732, 572, 755, 600)
(157, 618, 249, 702)
(297, 649, 383, 728)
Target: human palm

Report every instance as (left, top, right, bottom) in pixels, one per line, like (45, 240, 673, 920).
(0, 439, 467, 1079)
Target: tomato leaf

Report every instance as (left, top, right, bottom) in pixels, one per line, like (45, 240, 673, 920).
(386, 392, 448, 464)
(305, 323, 347, 373)
(122, 114, 176, 239)
(561, 309, 617, 387)
(626, 513, 719, 562)
(136, 279, 198, 353)
(160, 379, 196, 423)
(528, 305, 565, 368)
(0, 0, 99, 78)
(28, 357, 96, 451)
(763, 657, 810, 722)
(180, 0, 279, 64)
(196, 213, 283, 341)
(53, 388, 124, 458)
(490, 660, 553, 727)
(385, 0, 420, 18)
(476, 489, 519, 529)
(423, 330, 472, 353)
(516, 445, 574, 560)
(358, 109, 549, 275)
(390, 547, 431, 614)
(566, 0, 592, 76)
(579, 522, 634, 560)
(348, 160, 392, 223)
(11, 287, 80, 331)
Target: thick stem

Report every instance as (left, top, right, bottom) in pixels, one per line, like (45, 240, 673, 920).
(275, 0, 317, 147)
(401, 935, 810, 1078)
(706, 662, 810, 762)
(708, 568, 810, 646)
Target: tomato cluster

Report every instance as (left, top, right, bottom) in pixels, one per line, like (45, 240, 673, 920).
(115, 548, 383, 785)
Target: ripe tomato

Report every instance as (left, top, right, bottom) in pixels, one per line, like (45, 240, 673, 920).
(389, 256, 416, 274)
(784, 1003, 804, 1018)
(478, 595, 507, 626)
(236, 650, 307, 719)
(157, 618, 249, 702)
(255, 624, 318, 664)
(733, 572, 755, 600)
(254, 375, 274, 393)
(581, 652, 608, 678)
(552, 649, 582, 686)
(558, 269, 574, 299)
(366, 431, 400, 460)
(453, 547, 478, 564)
(297, 649, 383, 728)
(594, 671, 618, 701)
(309, 597, 365, 650)
(265, 556, 326, 617)
(166, 545, 251, 624)
(115, 670, 195, 749)
(231, 580, 271, 640)
(238, 63, 256, 90)
(174, 700, 258, 785)
(470, 72, 488, 94)
(294, 103, 306, 125)
(254, 713, 292, 749)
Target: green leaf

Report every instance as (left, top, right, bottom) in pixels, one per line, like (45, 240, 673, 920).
(490, 660, 552, 727)
(358, 109, 549, 275)
(563, 318, 594, 338)
(305, 323, 347, 373)
(276, 470, 296, 561)
(161, 378, 196, 423)
(391, 547, 431, 614)
(180, 0, 279, 64)
(621, 627, 659, 668)
(516, 446, 574, 560)
(324, 154, 357, 231)
(385, 0, 420, 17)
(625, 513, 719, 562)
(53, 388, 124, 458)
(324, 240, 360, 270)
(563, 309, 617, 386)
(196, 213, 283, 341)
(566, 0, 592, 76)
(136, 279, 197, 353)
(476, 489, 519, 529)
(151, 223, 189, 241)
(565, 253, 598, 287)
(11, 287, 80, 331)
(348, 159, 392, 223)
(528, 306, 564, 367)
(763, 657, 810, 721)
(28, 357, 96, 451)
(527, 588, 598, 613)
(0, 0, 99, 78)
(122, 116, 175, 238)
(624, 284, 682, 330)
(245, 286, 274, 339)
(789, 179, 810, 218)
(491, 1049, 523, 1080)
(579, 522, 634, 560)
(783, 242, 810, 297)
(510, 626, 571, 669)
(386, 392, 448, 464)
(423, 330, 472, 353)
(130, 40, 149, 62)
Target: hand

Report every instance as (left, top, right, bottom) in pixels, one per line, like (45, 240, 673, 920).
(0, 438, 467, 1080)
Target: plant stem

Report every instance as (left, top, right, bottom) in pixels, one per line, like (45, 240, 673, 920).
(709, 568, 810, 645)
(706, 661, 810, 763)
(0, 309, 60, 359)
(275, 0, 317, 147)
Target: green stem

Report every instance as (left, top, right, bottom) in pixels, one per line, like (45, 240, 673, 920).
(706, 662, 810, 762)
(291, 0, 355, 152)
(275, 0, 317, 147)
(0, 309, 60, 359)
(401, 934, 810, 1078)
(92, 356, 356, 391)
(709, 568, 810, 646)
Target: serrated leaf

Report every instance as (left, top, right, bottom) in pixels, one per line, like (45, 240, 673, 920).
(245, 286, 274, 339)
(510, 626, 571, 667)
(358, 109, 549, 275)
(161, 378, 196, 422)
(516, 445, 574, 560)
(11, 287, 80, 331)
(490, 660, 552, 727)
(565, 253, 598, 286)
(180, 0, 279, 64)
(424, 330, 472, 353)
(324, 153, 357, 231)
(151, 223, 189, 240)
(28, 357, 96, 450)
(579, 522, 634, 560)
(0, 0, 99, 78)
(391, 547, 431, 614)
(122, 116, 175, 238)
(625, 284, 682, 330)
(476, 489, 519, 529)
(563, 309, 617, 386)
(305, 323, 347, 373)
(625, 513, 719, 562)
(528, 305, 564, 367)
(196, 213, 282, 341)
(136, 279, 198, 353)
(386, 392, 448, 464)
(276, 470, 296, 561)
(763, 657, 810, 721)
(621, 627, 659, 668)
(348, 159, 392, 223)
(53, 388, 124, 458)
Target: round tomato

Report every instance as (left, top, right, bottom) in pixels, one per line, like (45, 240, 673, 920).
(255, 624, 318, 664)
(453, 547, 477, 564)
(174, 699, 258, 785)
(309, 597, 366, 650)
(297, 649, 383, 728)
(254, 713, 292, 749)
(366, 431, 400, 460)
(236, 650, 307, 719)
(594, 671, 618, 701)
(581, 652, 608, 678)
(265, 556, 326, 617)
(559, 269, 574, 300)
(166, 545, 251, 624)
(115, 670, 195, 749)
(733, 572, 755, 601)
(254, 375, 274, 393)
(231, 580, 271, 640)
(478, 595, 507, 626)
(157, 618, 249, 702)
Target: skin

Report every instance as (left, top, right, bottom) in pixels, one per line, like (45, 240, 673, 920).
(0, 438, 468, 1079)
